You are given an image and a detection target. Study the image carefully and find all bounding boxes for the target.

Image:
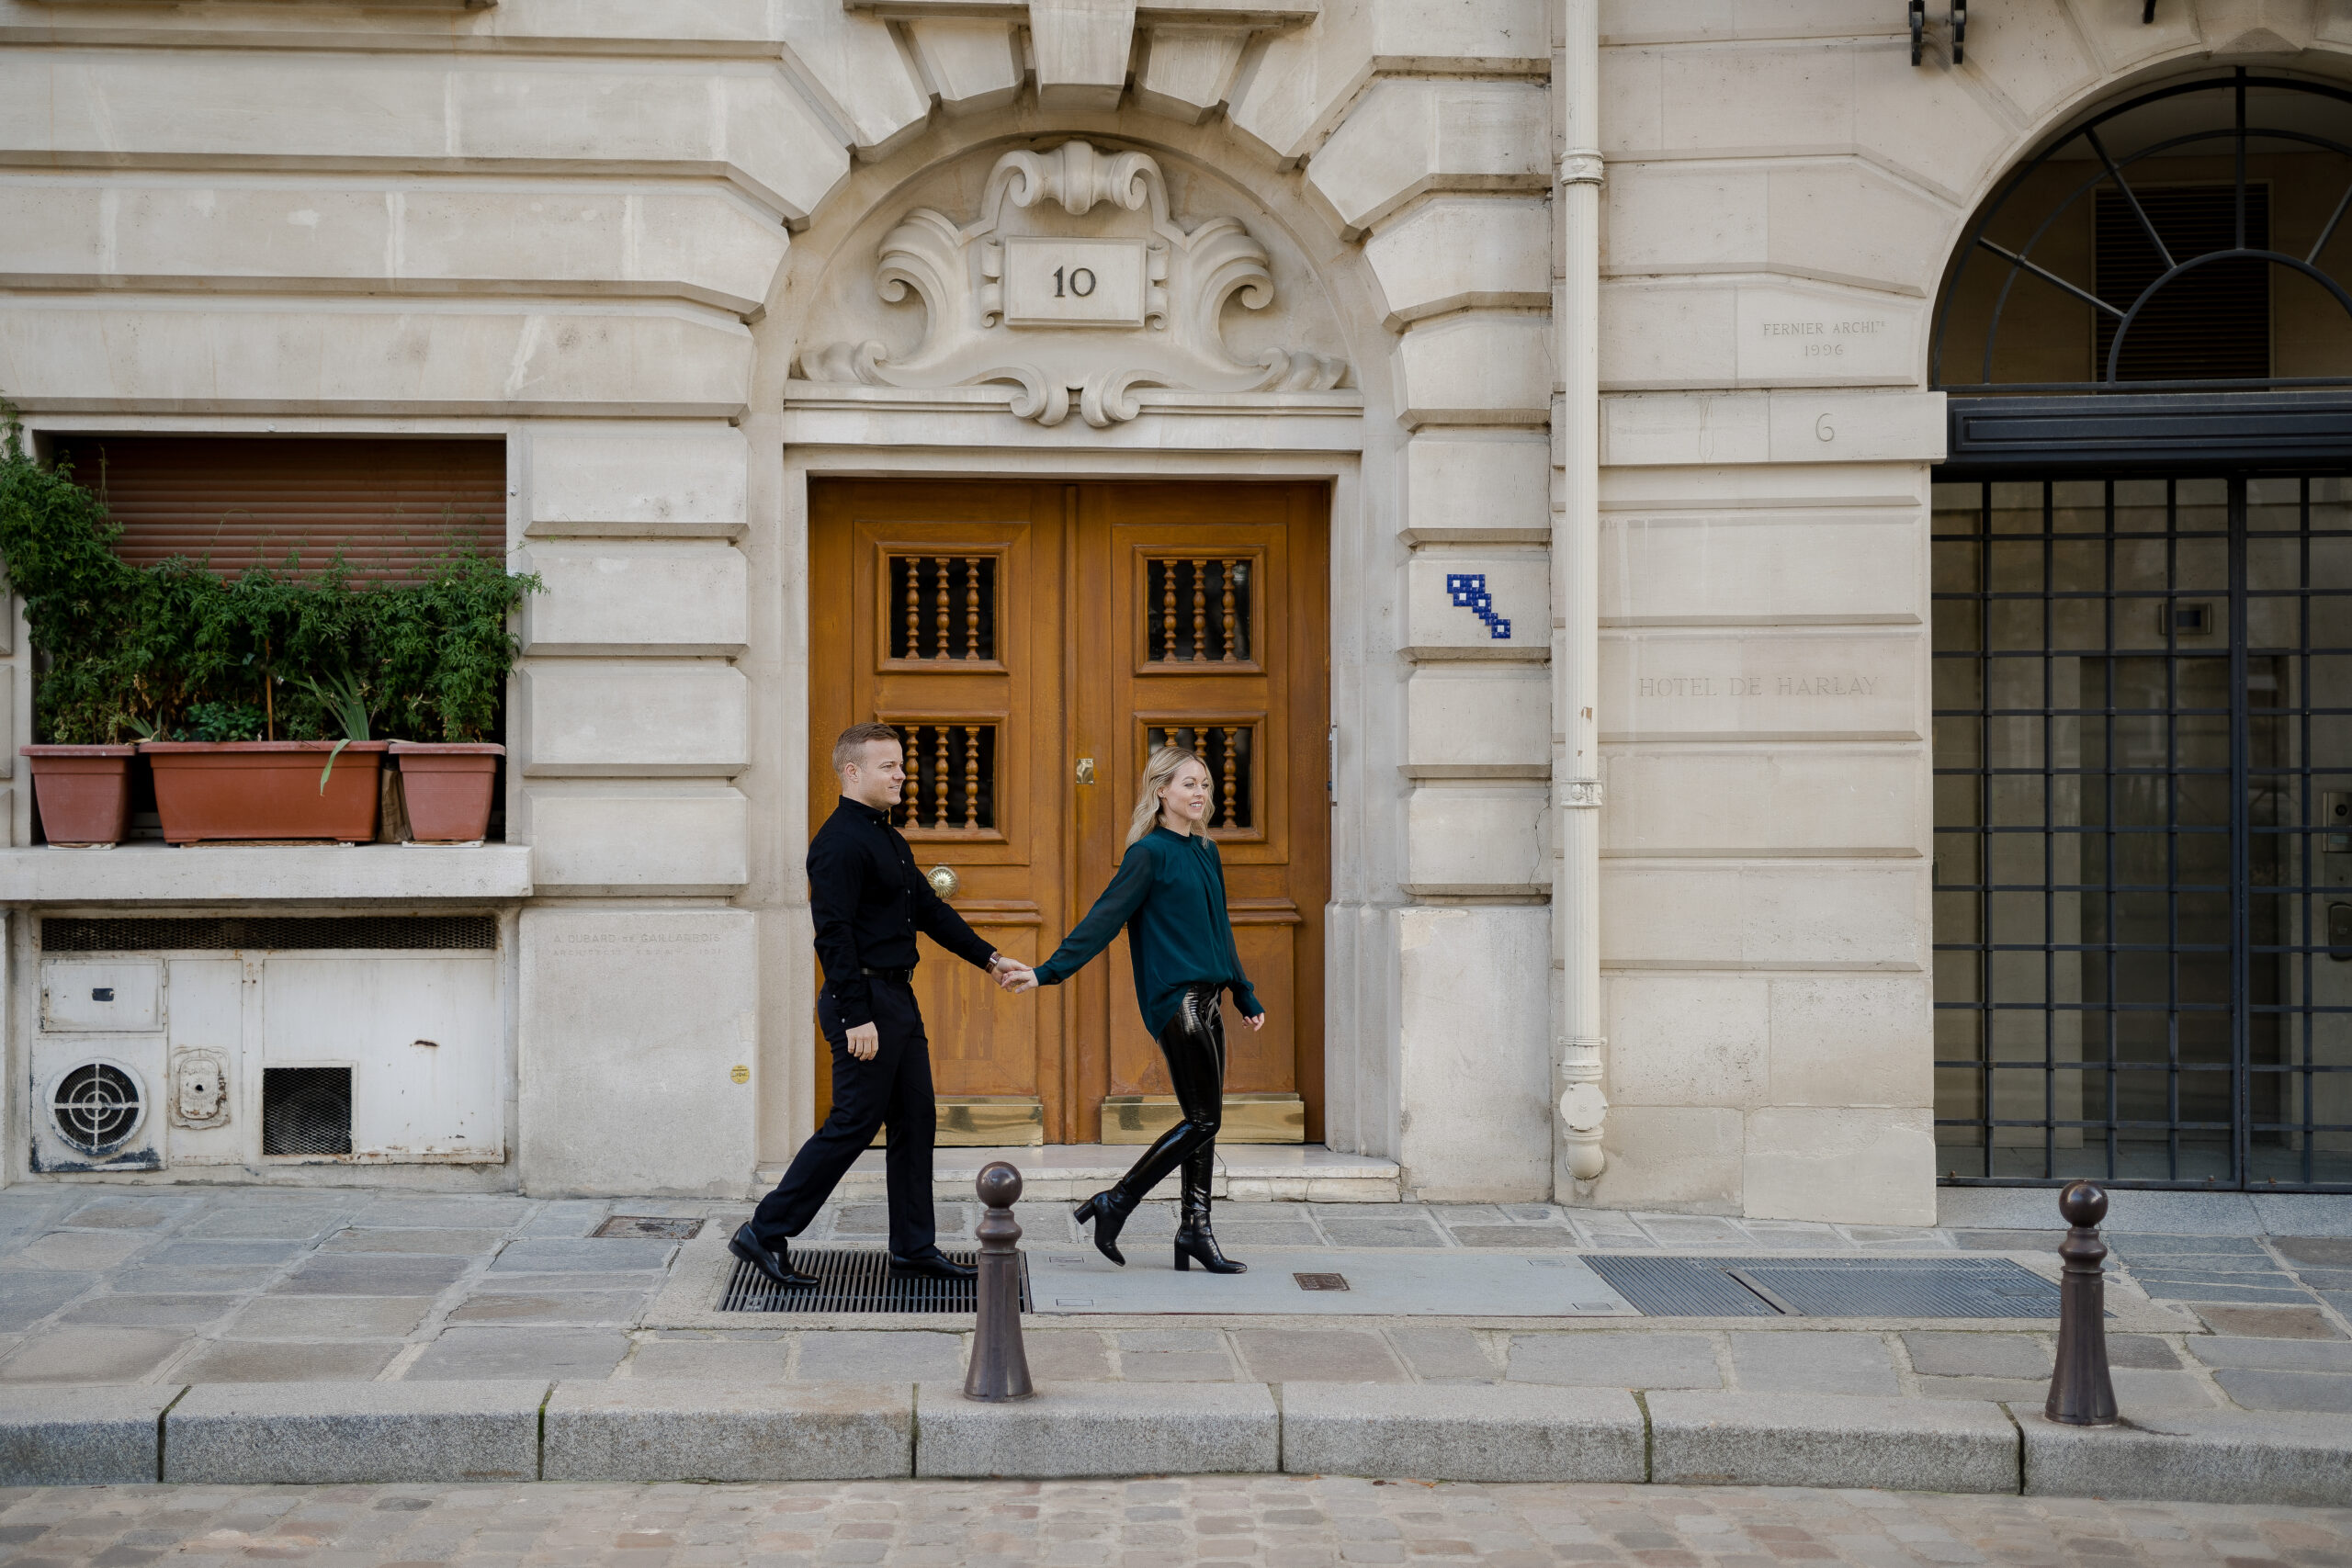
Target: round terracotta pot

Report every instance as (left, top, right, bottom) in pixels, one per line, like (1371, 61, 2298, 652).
(141, 741, 388, 844)
(390, 742, 503, 843)
(22, 745, 137, 848)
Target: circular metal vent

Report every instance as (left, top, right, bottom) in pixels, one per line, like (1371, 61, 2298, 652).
(51, 1063, 143, 1156)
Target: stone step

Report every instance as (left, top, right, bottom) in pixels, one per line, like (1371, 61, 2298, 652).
(6, 1380, 2347, 1504)
(757, 1144, 1403, 1204)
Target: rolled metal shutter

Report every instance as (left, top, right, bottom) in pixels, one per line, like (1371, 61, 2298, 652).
(46, 437, 506, 582)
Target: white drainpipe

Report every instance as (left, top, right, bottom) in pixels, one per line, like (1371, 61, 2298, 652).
(1555, 0, 1607, 1189)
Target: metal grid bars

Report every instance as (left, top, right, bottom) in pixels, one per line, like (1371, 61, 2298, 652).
(718, 1248, 1023, 1314)
(1932, 473, 2352, 1189)
(41, 915, 498, 952)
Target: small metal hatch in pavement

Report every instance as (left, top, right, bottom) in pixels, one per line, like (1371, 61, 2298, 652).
(1586, 1255, 2064, 1318)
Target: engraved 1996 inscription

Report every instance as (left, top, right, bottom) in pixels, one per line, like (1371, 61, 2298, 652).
(1756, 318, 1886, 360)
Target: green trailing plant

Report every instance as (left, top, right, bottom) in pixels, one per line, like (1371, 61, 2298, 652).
(0, 402, 540, 745)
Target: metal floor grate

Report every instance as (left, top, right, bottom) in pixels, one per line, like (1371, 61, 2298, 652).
(1585, 1255, 2064, 1318)
(718, 1248, 1028, 1314)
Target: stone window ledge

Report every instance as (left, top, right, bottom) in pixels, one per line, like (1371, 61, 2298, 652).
(0, 843, 531, 904)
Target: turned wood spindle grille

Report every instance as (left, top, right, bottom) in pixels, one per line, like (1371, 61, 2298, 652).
(1148, 724, 1255, 830)
(1148, 558, 1251, 663)
(889, 556, 998, 661)
(891, 723, 997, 833)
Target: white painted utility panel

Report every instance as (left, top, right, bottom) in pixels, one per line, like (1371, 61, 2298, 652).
(28, 930, 503, 1172)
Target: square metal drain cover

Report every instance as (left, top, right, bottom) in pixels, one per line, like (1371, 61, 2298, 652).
(1294, 1272, 1350, 1292)
(594, 1215, 704, 1241)
(720, 1248, 1029, 1314)
(1585, 1255, 2063, 1318)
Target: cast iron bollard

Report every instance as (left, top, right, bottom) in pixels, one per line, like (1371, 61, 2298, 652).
(964, 1160, 1034, 1403)
(2046, 1179, 2119, 1426)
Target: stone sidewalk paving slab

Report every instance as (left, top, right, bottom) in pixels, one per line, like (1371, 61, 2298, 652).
(914, 1380, 1279, 1478)
(164, 1380, 546, 1483)
(1646, 1391, 2021, 1494)
(542, 1378, 911, 1482)
(1279, 1381, 1644, 1482)
(2019, 1406, 2352, 1506)
(0, 1383, 175, 1484)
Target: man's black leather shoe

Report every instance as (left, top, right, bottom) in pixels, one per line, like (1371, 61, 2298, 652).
(730, 1224, 818, 1288)
(888, 1247, 978, 1281)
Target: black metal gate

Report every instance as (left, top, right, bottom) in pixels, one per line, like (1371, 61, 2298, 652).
(1933, 472, 2352, 1188)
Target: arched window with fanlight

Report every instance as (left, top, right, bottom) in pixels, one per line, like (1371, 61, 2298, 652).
(1930, 69, 2352, 1190)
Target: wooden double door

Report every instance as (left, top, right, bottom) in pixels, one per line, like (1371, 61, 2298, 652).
(808, 480, 1329, 1145)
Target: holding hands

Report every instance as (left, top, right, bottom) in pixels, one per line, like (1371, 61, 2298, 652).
(989, 954, 1039, 993)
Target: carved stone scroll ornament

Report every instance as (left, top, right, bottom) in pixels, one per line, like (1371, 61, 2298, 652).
(797, 141, 1346, 427)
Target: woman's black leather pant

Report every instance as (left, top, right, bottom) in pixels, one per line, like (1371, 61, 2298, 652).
(1112, 985, 1226, 1224)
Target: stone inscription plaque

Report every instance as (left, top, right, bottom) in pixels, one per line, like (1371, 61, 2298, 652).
(1735, 288, 1915, 384)
(1000, 236, 1149, 328)
(1600, 633, 1918, 739)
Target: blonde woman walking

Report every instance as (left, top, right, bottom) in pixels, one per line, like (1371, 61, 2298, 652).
(1003, 745, 1265, 1273)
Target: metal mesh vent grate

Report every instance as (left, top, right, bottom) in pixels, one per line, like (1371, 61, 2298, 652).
(43, 915, 497, 953)
(51, 1063, 142, 1156)
(263, 1067, 351, 1157)
(719, 1249, 1026, 1314)
(1584, 1255, 2064, 1319)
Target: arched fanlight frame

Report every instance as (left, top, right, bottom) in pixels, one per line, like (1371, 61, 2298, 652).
(1931, 67, 2352, 393)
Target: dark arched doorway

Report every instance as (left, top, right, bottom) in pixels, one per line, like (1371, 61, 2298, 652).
(1931, 69, 2352, 1189)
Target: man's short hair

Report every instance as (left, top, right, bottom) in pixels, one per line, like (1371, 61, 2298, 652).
(832, 721, 903, 773)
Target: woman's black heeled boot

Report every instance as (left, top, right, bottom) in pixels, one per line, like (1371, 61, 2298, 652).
(1173, 1163, 1245, 1273)
(1072, 1189, 1136, 1266)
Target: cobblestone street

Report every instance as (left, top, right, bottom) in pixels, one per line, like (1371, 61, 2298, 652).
(2, 1475, 2348, 1567)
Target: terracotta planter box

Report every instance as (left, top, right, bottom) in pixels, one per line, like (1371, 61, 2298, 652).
(22, 745, 137, 848)
(141, 741, 388, 845)
(390, 742, 503, 844)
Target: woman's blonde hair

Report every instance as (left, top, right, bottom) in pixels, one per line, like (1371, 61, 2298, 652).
(1126, 745, 1209, 847)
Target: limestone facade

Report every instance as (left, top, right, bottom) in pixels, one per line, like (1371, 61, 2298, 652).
(0, 0, 2338, 1218)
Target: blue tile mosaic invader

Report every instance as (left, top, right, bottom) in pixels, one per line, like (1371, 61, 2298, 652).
(1445, 572, 1511, 639)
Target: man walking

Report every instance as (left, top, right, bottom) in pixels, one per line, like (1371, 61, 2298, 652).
(732, 722, 1033, 1285)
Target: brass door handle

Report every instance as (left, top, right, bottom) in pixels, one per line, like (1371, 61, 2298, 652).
(927, 864, 959, 897)
(1075, 757, 1096, 785)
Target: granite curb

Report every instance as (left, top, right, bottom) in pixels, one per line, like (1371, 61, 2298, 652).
(1647, 1391, 2022, 1495)
(1, 1379, 2346, 1503)
(543, 1379, 912, 1482)
(164, 1381, 547, 1483)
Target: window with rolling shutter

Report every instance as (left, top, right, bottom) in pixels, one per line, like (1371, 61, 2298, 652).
(45, 437, 505, 581)
(2093, 184, 2272, 382)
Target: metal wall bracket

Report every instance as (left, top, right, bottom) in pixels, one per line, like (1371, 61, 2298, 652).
(1911, 2, 1966, 65)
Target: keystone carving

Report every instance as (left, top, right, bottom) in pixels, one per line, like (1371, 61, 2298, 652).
(797, 140, 1346, 427)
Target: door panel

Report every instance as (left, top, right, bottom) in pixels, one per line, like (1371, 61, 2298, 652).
(810, 483, 1069, 1139)
(811, 479, 1328, 1145)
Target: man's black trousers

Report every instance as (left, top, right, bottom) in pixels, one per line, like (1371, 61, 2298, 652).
(749, 976, 936, 1258)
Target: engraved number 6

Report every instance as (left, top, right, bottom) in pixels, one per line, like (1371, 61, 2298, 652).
(1815, 412, 1836, 443)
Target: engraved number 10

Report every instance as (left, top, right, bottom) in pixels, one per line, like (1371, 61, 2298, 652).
(1051, 265, 1097, 299)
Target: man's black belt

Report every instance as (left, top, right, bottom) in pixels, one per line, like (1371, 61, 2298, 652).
(860, 965, 914, 984)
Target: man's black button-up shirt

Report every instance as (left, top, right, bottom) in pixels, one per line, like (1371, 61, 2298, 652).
(808, 795, 997, 1029)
